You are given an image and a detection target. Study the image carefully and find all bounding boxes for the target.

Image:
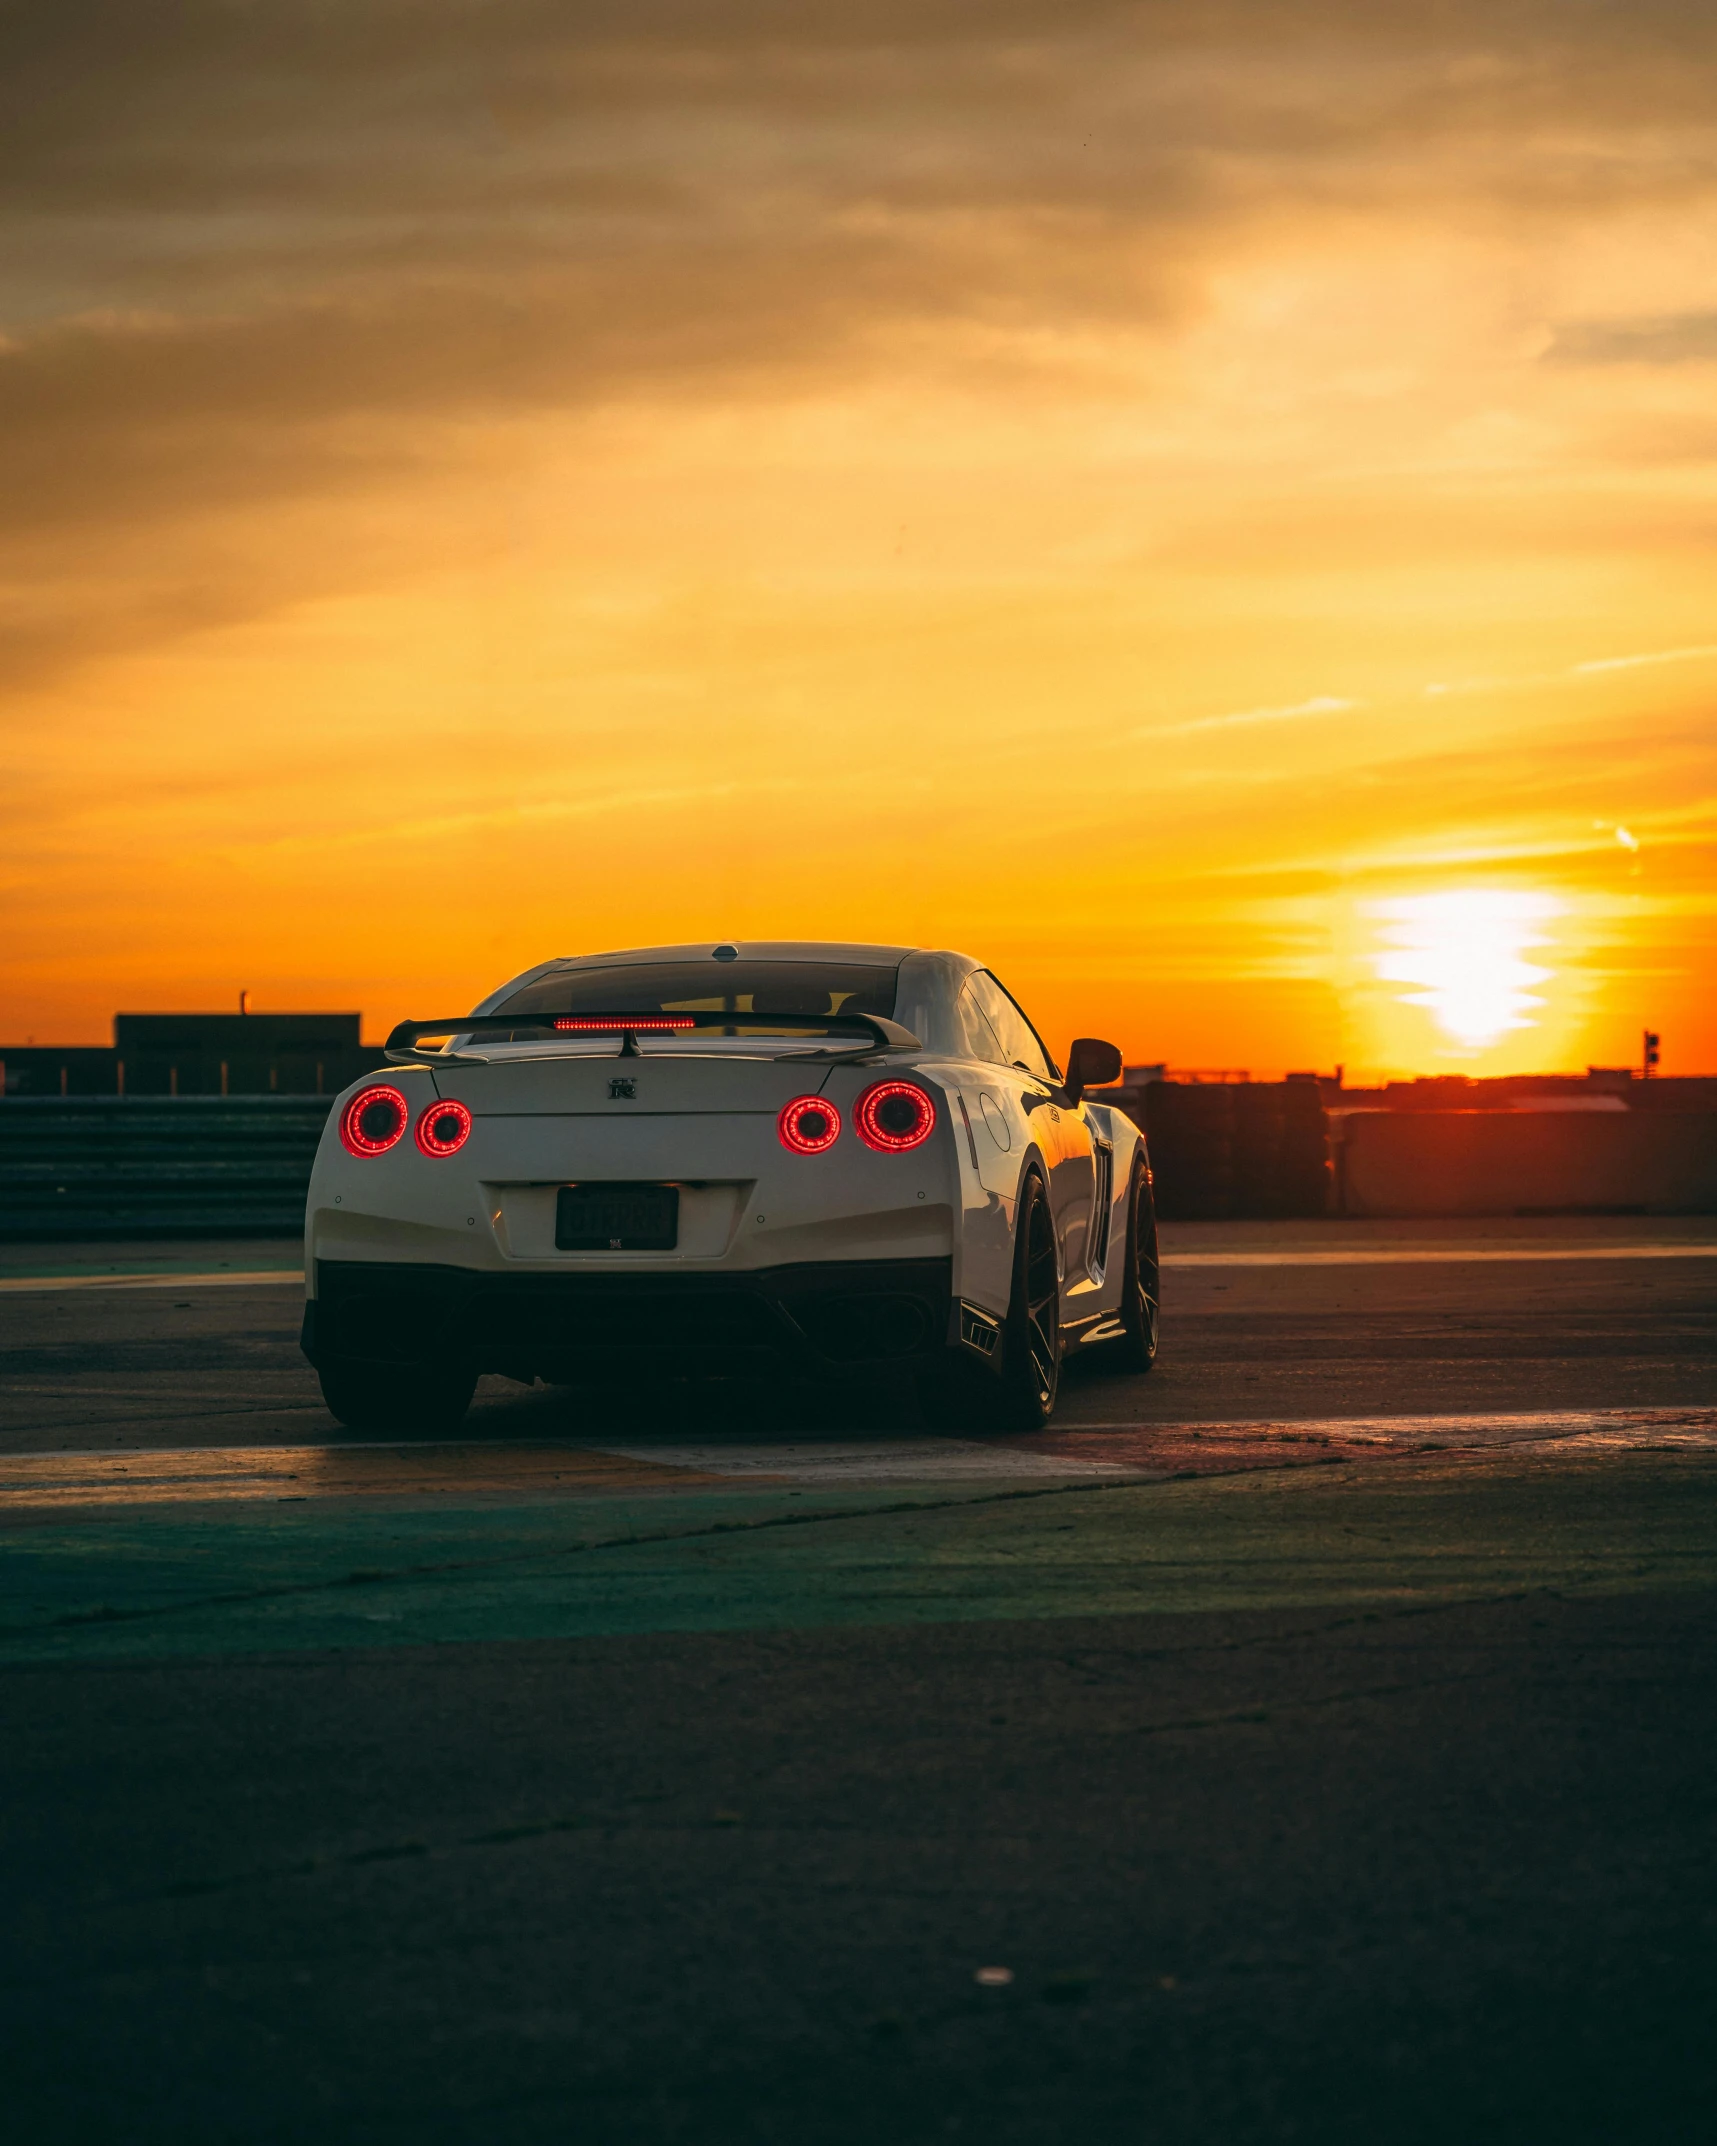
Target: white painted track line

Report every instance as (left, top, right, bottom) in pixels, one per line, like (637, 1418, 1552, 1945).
(585, 1438, 1131, 1482)
(0, 1270, 301, 1293)
(3, 1240, 1716, 1293)
(593, 1410, 1717, 1477)
(9, 1409, 1710, 1487)
(1045, 1407, 1717, 1442)
(1163, 1245, 1717, 1266)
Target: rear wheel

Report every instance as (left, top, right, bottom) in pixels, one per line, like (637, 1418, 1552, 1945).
(317, 1356, 477, 1435)
(917, 1166, 1062, 1434)
(1109, 1152, 1160, 1373)
(978, 1167, 1063, 1431)
(1004, 1168, 1063, 1425)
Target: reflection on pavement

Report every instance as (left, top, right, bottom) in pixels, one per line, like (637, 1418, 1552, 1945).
(3, 1406, 1713, 1510)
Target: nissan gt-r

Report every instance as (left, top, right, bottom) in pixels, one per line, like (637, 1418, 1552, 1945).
(300, 941, 1159, 1432)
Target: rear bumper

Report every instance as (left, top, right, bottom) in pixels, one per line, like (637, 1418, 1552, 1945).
(302, 1256, 955, 1379)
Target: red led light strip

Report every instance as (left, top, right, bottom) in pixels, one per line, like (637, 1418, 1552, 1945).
(339, 1083, 409, 1158)
(415, 1098, 473, 1158)
(855, 1079, 936, 1154)
(778, 1094, 842, 1154)
(552, 1016, 697, 1032)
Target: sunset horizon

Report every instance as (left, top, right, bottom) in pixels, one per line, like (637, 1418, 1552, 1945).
(5, 1, 1714, 1081)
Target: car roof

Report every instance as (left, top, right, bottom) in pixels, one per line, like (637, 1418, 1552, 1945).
(472, 942, 983, 1019)
(533, 941, 920, 968)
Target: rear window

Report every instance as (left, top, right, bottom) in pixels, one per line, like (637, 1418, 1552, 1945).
(491, 960, 900, 1039)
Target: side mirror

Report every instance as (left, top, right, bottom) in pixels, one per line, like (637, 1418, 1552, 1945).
(1063, 1036, 1122, 1105)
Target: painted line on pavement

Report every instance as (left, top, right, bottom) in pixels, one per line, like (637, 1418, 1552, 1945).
(10, 1408, 1710, 1513)
(580, 1438, 1129, 1483)
(7, 1407, 1716, 1476)
(1163, 1245, 1717, 1267)
(0, 1442, 732, 1508)
(0, 1437, 1130, 1506)
(5, 1240, 1717, 1295)
(0, 1270, 302, 1294)
(590, 1409, 1717, 1480)
(1042, 1407, 1717, 1443)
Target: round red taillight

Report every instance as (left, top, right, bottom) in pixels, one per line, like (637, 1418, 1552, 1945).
(339, 1084, 409, 1158)
(855, 1080, 935, 1154)
(415, 1098, 473, 1158)
(778, 1094, 841, 1154)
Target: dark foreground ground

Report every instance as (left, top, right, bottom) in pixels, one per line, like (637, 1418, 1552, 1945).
(2, 1217, 1715, 2143)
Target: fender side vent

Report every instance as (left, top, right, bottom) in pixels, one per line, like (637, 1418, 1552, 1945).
(959, 1302, 1001, 1356)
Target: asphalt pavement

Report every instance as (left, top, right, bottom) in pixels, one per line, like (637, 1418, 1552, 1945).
(2, 1216, 1714, 2143)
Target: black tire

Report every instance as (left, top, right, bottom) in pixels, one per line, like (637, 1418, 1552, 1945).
(317, 1355, 477, 1435)
(987, 1167, 1062, 1431)
(1109, 1151, 1160, 1373)
(916, 1166, 1062, 1434)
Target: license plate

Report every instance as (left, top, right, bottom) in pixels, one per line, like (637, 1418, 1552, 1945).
(555, 1182, 679, 1251)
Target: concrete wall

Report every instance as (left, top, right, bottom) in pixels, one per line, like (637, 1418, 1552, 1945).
(1116, 1079, 1330, 1220)
(0, 1097, 330, 1238)
(1335, 1109, 1717, 1217)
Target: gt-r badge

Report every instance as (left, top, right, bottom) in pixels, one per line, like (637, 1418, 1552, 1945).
(609, 1077, 637, 1099)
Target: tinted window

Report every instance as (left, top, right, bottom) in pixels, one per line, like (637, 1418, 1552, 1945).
(968, 972, 1054, 1080)
(956, 981, 1007, 1066)
(493, 960, 898, 1039)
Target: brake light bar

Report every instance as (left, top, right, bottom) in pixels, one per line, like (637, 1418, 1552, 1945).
(552, 1016, 696, 1032)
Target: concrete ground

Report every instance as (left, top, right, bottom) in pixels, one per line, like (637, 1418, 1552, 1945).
(2, 1216, 1715, 2142)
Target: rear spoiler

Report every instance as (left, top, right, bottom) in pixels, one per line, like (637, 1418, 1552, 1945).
(384, 1011, 922, 1062)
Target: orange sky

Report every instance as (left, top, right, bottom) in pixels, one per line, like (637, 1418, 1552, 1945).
(3, 2, 1714, 1078)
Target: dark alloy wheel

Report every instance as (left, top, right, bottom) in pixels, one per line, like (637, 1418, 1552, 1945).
(916, 1166, 1062, 1433)
(1109, 1151, 1160, 1373)
(317, 1355, 477, 1435)
(992, 1167, 1062, 1430)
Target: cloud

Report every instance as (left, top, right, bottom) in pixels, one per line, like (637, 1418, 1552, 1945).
(1424, 645, 1717, 699)
(1548, 313, 1717, 366)
(2, 0, 1717, 694)
(1571, 643, 1717, 676)
(1151, 695, 1358, 739)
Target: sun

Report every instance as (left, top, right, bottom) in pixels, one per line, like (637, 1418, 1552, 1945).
(1369, 890, 1562, 1054)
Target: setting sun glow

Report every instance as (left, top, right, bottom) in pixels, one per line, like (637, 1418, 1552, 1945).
(1372, 893, 1561, 1054)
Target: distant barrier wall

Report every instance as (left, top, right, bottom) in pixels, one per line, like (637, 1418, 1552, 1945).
(0, 1097, 330, 1239)
(4, 1088, 1715, 1241)
(1127, 1080, 1330, 1220)
(1333, 1109, 1717, 1217)
(0, 1044, 382, 1099)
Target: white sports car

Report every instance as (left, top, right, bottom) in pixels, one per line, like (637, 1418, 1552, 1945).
(301, 942, 1158, 1432)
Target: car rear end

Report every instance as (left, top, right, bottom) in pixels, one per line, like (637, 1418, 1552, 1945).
(301, 948, 963, 1401)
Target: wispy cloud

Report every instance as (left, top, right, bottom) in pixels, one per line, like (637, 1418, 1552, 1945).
(1146, 695, 1358, 740)
(1571, 644, 1717, 677)
(1548, 312, 1717, 367)
(1425, 644, 1717, 698)
(223, 778, 799, 861)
